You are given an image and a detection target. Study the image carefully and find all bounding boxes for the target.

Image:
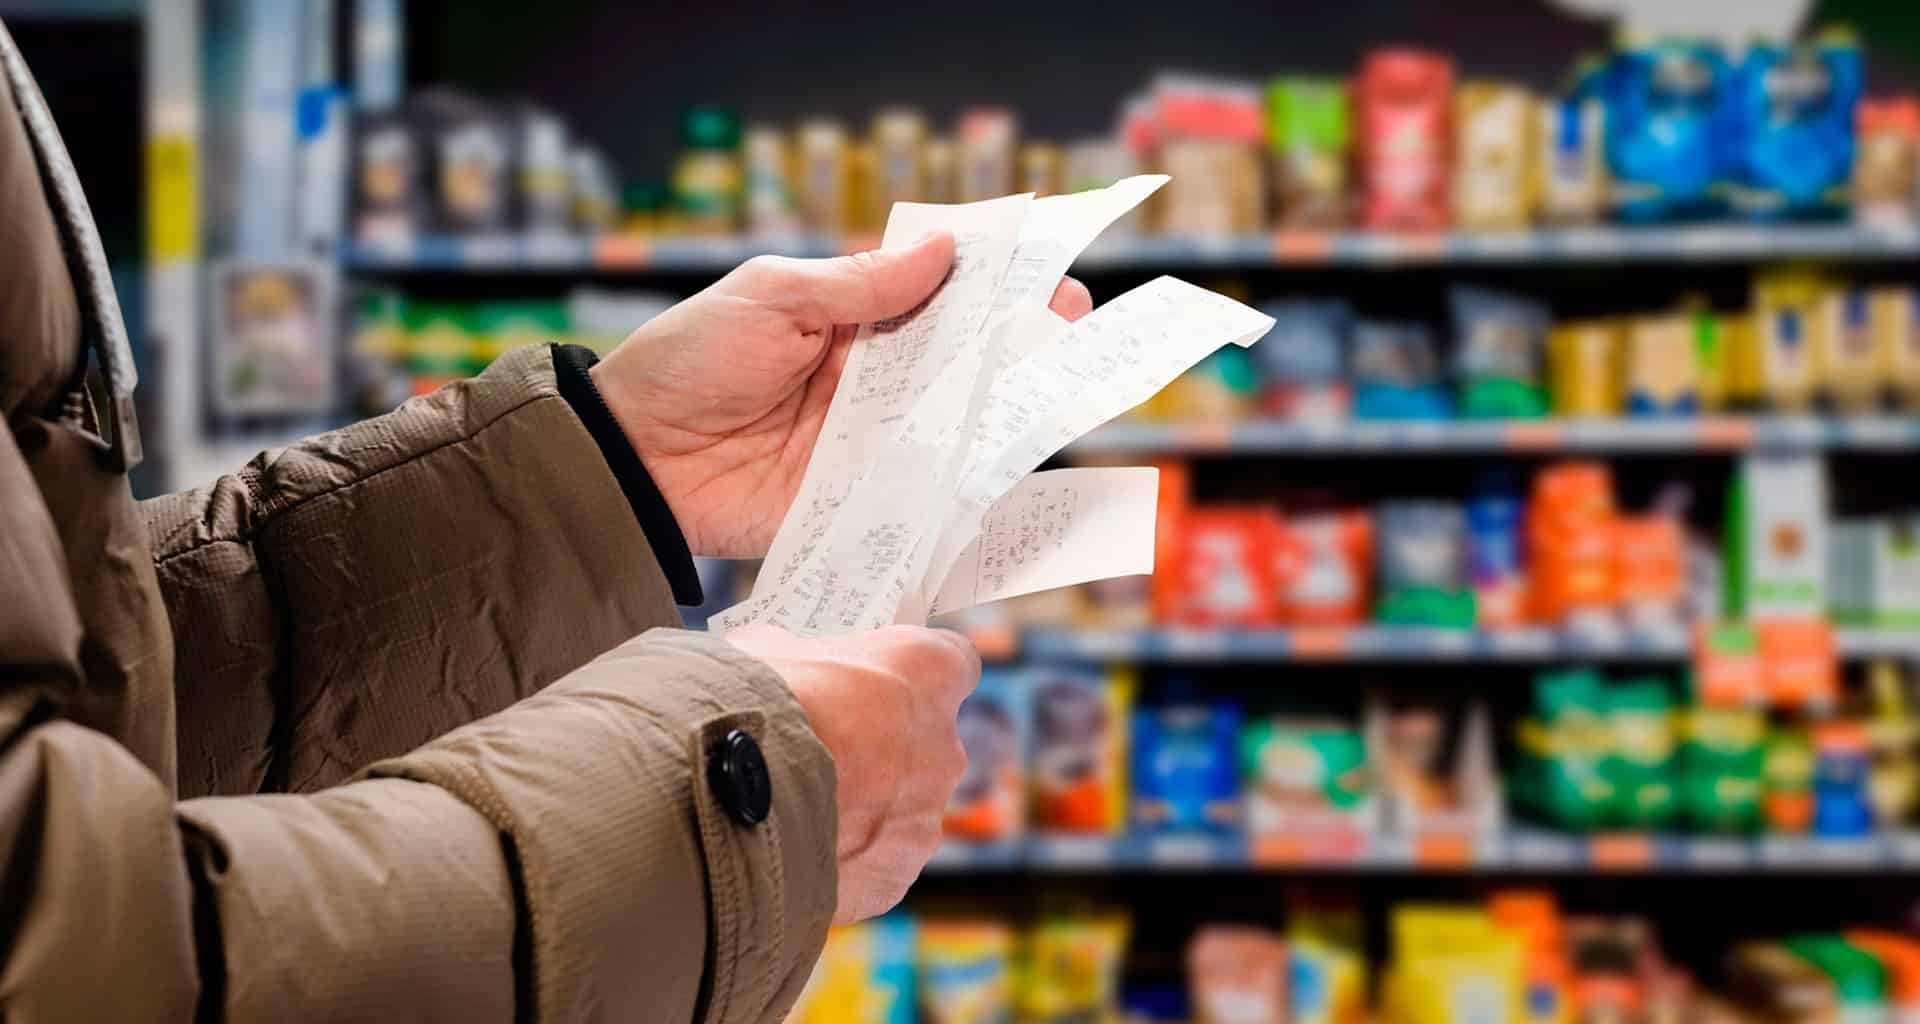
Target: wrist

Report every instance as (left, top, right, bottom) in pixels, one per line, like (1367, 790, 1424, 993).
(589, 357, 699, 544)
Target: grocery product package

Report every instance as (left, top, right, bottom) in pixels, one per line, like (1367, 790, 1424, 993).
(1031, 667, 1133, 834)
(1451, 287, 1550, 419)
(1132, 700, 1244, 833)
(788, 913, 918, 1024)
(1354, 49, 1455, 231)
(1189, 926, 1287, 1024)
(946, 670, 1030, 842)
(1241, 716, 1374, 837)
(919, 920, 1016, 1024)
(1020, 914, 1130, 1024)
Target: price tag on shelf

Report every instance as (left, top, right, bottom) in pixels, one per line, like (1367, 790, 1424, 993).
(1034, 836, 1115, 869)
(1166, 629, 1229, 659)
(1288, 628, 1351, 660)
(1589, 834, 1655, 871)
(1890, 834, 1920, 867)
(593, 234, 652, 268)
(1503, 422, 1565, 450)
(1170, 421, 1233, 451)
(1490, 629, 1555, 658)
(1684, 838, 1750, 870)
(1271, 231, 1333, 262)
(1251, 835, 1309, 867)
(458, 234, 517, 266)
(1759, 836, 1815, 866)
(1697, 418, 1757, 450)
(1507, 833, 1580, 868)
(1147, 835, 1224, 867)
(1806, 837, 1879, 868)
(1413, 832, 1474, 869)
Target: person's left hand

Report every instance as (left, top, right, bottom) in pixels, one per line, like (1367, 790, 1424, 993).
(591, 233, 1094, 558)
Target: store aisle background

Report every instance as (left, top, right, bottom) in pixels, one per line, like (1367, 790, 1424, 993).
(10, 0, 1920, 1021)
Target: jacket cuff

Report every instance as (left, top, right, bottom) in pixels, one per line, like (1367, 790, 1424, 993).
(363, 628, 836, 1024)
(550, 343, 703, 606)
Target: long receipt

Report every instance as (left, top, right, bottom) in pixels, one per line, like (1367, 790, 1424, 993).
(714, 176, 1274, 636)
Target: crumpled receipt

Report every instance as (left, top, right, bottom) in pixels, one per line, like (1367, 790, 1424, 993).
(713, 176, 1273, 636)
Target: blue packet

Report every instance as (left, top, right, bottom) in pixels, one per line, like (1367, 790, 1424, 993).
(1132, 701, 1242, 833)
(1603, 40, 1736, 222)
(1729, 33, 1862, 221)
(1351, 319, 1452, 420)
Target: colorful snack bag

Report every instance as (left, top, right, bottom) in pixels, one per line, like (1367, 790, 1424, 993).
(1268, 78, 1350, 228)
(1678, 705, 1766, 833)
(1490, 891, 1573, 1024)
(1812, 721, 1874, 836)
(1387, 905, 1526, 1024)
(1375, 501, 1474, 627)
(1548, 319, 1622, 417)
(1190, 926, 1288, 1024)
(1854, 98, 1920, 229)
(1020, 915, 1130, 1024)
(1604, 677, 1678, 829)
(1527, 462, 1616, 625)
(1763, 723, 1816, 833)
(1511, 668, 1612, 831)
(1133, 701, 1243, 833)
(1612, 515, 1686, 630)
(1168, 509, 1283, 626)
(1750, 269, 1828, 413)
(1872, 287, 1920, 411)
(1289, 904, 1369, 1024)
(789, 914, 918, 1024)
(1240, 717, 1371, 836)
(1354, 49, 1455, 231)
(1602, 40, 1735, 222)
(1466, 474, 1527, 628)
(1820, 286, 1884, 413)
(1729, 33, 1863, 221)
(1621, 314, 1701, 415)
(1454, 82, 1537, 231)
(1256, 301, 1351, 421)
(1278, 510, 1373, 626)
(1452, 286, 1550, 418)
(946, 670, 1029, 842)
(1537, 93, 1607, 225)
(1030, 668, 1132, 834)
(1352, 320, 1450, 420)
(919, 920, 1015, 1024)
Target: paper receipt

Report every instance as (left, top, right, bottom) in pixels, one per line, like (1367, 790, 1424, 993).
(713, 178, 1273, 636)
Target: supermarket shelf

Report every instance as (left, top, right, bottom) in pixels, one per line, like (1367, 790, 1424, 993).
(1071, 416, 1920, 456)
(1015, 626, 1919, 663)
(342, 224, 1920, 274)
(924, 829, 1920, 874)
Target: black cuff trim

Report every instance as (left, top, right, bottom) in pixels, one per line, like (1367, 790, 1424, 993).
(550, 343, 704, 606)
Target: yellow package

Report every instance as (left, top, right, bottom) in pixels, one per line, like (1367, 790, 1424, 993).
(1722, 313, 1764, 409)
(1622, 313, 1701, 414)
(1751, 270, 1828, 412)
(1872, 286, 1920, 410)
(1290, 907, 1370, 1024)
(795, 119, 851, 235)
(1018, 915, 1130, 1024)
(1454, 83, 1537, 231)
(1688, 307, 1732, 412)
(1387, 906, 1526, 1024)
(788, 915, 918, 1024)
(919, 920, 1015, 1024)
(1548, 319, 1621, 417)
(1821, 285, 1885, 413)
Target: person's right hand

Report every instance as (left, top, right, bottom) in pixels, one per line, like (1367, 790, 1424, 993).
(725, 623, 979, 924)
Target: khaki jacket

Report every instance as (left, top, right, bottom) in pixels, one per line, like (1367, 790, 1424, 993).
(0, 21, 834, 1022)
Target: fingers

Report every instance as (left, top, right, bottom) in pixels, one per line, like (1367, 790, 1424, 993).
(1048, 276, 1094, 322)
(871, 625, 980, 708)
(754, 231, 957, 328)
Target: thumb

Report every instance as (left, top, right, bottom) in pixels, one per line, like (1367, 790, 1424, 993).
(779, 231, 956, 326)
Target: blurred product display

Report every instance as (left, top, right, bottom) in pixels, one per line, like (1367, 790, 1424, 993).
(787, 894, 1920, 1024)
(347, 30, 1920, 250)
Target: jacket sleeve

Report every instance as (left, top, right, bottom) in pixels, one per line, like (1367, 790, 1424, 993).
(142, 343, 689, 798)
(0, 629, 836, 1023)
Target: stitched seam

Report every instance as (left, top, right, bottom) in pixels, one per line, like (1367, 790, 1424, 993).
(150, 385, 559, 569)
(763, 799, 786, 1012)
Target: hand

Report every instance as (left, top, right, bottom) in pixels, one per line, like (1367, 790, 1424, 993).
(724, 623, 980, 924)
(591, 235, 1095, 557)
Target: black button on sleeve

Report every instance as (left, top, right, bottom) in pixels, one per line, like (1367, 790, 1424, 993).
(709, 728, 772, 826)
